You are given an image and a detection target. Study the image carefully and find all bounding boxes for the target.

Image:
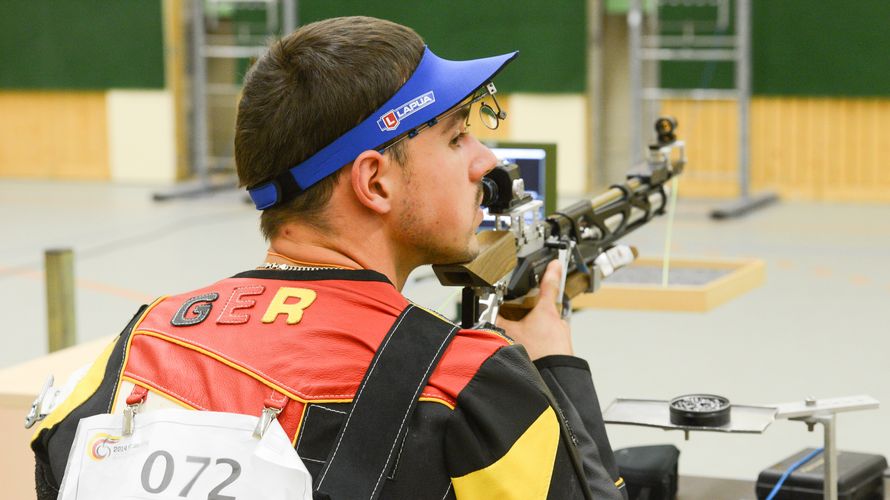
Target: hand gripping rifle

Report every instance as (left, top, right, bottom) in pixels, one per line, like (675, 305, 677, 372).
(432, 117, 686, 328)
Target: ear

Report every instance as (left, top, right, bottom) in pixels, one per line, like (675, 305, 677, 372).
(350, 149, 398, 214)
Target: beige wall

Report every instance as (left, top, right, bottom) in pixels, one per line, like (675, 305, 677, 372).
(507, 93, 589, 197)
(107, 90, 177, 183)
(403, 91, 592, 198)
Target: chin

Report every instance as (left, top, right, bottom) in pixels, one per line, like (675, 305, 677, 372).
(429, 243, 479, 266)
(465, 240, 481, 260)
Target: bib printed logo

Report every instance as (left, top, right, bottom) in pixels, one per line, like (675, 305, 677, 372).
(89, 433, 120, 461)
(87, 432, 146, 461)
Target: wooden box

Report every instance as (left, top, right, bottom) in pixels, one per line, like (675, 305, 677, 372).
(572, 257, 765, 312)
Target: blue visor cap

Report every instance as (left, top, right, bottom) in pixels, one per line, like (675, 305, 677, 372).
(248, 46, 518, 210)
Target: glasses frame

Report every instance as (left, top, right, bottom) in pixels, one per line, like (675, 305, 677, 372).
(376, 82, 506, 154)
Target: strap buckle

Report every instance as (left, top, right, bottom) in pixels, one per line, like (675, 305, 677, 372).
(122, 385, 149, 436)
(253, 390, 289, 439)
(253, 406, 283, 439)
(24, 375, 57, 429)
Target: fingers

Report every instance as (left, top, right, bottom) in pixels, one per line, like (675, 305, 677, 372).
(496, 259, 574, 360)
(536, 259, 563, 309)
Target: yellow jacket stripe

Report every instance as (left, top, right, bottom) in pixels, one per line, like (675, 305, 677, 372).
(31, 337, 118, 439)
(451, 406, 559, 499)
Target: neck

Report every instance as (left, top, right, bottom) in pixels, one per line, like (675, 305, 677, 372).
(267, 224, 417, 290)
(265, 250, 358, 270)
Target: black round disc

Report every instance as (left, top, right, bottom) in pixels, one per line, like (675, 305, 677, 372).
(669, 394, 731, 427)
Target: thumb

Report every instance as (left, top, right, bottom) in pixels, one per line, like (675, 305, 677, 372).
(537, 259, 563, 307)
(496, 315, 517, 331)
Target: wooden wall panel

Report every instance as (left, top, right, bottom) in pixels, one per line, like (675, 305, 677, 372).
(660, 97, 890, 202)
(0, 92, 109, 180)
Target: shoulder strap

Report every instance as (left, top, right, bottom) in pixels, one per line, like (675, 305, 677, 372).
(314, 305, 458, 500)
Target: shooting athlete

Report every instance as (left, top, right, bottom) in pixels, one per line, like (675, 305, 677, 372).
(31, 16, 626, 499)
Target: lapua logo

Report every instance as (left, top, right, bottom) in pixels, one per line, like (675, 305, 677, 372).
(377, 91, 436, 131)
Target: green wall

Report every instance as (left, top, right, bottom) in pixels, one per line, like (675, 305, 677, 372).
(752, 0, 890, 96)
(659, 0, 890, 97)
(4, 1, 889, 97)
(0, 2, 165, 90)
(298, 0, 588, 93)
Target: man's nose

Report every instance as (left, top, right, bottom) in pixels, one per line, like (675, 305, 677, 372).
(468, 137, 498, 182)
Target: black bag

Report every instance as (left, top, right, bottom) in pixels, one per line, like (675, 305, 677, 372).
(615, 444, 680, 500)
(756, 448, 886, 500)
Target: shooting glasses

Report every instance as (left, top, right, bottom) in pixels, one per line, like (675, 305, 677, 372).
(377, 83, 507, 154)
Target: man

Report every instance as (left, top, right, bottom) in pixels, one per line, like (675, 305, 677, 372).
(32, 16, 625, 499)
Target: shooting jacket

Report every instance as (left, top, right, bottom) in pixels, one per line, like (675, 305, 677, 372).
(32, 268, 626, 499)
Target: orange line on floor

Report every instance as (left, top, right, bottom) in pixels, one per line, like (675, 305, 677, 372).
(812, 266, 832, 278)
(776, 259, 794, 270)
(75, 278, 155, 303)
(850, 274, 871, 286)
(1, 265, 153, 303)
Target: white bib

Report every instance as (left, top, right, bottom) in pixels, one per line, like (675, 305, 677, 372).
(58, 409, 313, 500)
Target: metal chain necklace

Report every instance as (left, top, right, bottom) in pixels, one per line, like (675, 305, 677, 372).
(259, 262, 340, 272)
(262, 251, 358, 271)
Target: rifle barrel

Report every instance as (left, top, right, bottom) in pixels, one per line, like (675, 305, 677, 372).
(581, 176, 670, 242)
(589, 177, 644, 210)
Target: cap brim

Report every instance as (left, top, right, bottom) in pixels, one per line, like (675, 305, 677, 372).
(249, 47, 518, 210)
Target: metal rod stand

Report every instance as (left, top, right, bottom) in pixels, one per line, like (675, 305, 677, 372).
(817, 415, 838, 500)
(790, 414, 838, 500)
(153, 0, 297, 203)
(709, 192, 780, 219)
(460, 287, 478, 329)
(152, 175, 240, 201)
(709, 0, 779, 220)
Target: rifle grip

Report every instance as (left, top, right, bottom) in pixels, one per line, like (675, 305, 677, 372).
(497, 271, 591, 321)
(499, 293, 539, 321)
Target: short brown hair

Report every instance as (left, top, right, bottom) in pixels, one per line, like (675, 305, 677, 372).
(235, 16, 424, 239)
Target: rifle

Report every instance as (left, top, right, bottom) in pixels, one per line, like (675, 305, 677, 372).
(432, 117, 686, 328)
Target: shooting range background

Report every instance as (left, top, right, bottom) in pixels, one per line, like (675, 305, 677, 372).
(2, 0, 890, 200)
(2, 1, 889, 497)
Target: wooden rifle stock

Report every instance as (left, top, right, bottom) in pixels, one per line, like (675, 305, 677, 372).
(432, 230, 516, 288)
